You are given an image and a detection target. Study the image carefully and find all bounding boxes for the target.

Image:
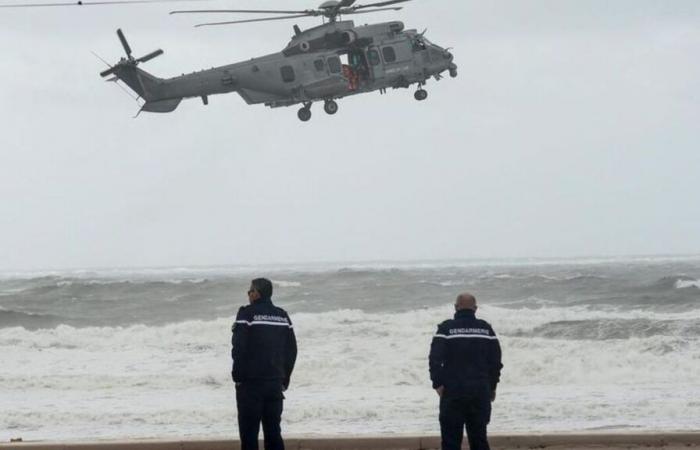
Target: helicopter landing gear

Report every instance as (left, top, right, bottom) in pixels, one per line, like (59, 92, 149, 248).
(297, 103, 312, 122)
(414, 88, 428, 101)
(324, 99, 339, 115)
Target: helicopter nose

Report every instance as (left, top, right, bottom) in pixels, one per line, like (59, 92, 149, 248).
(448, 62, 458, 78)
(444, 51, 453, 61)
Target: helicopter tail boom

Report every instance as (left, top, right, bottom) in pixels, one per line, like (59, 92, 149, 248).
(108, 65, 181, 107)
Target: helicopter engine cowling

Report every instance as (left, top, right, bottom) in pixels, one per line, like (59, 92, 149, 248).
(299, 41, 311, 52)
(340, 30, 357, 45)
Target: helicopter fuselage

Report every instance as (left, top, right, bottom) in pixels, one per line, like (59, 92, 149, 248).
(108, 20, 457, 118)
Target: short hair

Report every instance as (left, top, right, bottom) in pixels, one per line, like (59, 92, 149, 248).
(251, 278, 273, 298)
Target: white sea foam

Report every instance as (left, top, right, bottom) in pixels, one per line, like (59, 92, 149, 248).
(675, 279, 700, 289)
(273, 280, 302, 288)
(1, 305, 699, 440)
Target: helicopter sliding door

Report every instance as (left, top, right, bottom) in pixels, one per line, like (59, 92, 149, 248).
(366, 47, 384, 81)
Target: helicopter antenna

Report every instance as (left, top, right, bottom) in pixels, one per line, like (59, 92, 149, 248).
(0, 0, 217, 9)
(91, 50, 112, 68)
(170, 0, 412, 27)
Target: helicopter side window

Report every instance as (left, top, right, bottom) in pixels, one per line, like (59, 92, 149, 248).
(382, 46, 397, 63)
(314, 59, 325, 72)
(280, 65, 295, 82)
(367, 49, 380, 66)
(327, 56, 341, 74)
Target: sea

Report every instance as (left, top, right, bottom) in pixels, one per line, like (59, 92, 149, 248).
(1, 256, 699, 441)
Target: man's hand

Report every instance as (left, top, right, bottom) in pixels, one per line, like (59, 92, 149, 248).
(491, 389, 497, 402)
(435, 386, 445, 397)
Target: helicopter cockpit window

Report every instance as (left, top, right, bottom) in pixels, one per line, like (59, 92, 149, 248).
(314, 59, 325, 72)
(367, 49, 380, 66)
(412, 37, 427, 52)
(327, 56, 341, 74)
(280, 65, 295, 82)
(382, 46, 397, 63)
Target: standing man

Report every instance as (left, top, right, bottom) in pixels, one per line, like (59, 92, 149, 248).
(232, 278, 297, 450)
(429, 293, 503, 450)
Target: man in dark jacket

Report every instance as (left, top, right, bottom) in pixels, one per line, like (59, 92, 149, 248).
(232, 278, 297, 450)
(429, 293, 503, 450)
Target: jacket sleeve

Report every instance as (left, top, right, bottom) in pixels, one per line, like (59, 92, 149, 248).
(283, 313, 298, 389)
(231, 307, 249, 383)
(487, 324, 503, 391)
(429, 323, 447, 389)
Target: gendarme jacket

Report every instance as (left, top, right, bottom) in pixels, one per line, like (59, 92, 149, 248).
(231, 297, 297, 388)
(429, 309, 502, 396)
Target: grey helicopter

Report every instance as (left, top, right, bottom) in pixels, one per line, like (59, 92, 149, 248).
(98, 0, 458, 121)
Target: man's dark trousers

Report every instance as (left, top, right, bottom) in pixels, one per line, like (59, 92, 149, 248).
(439, 386, 491, 450)
(236, 381, 285, 450)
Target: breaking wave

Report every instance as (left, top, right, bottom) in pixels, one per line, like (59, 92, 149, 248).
(675, 278, 700, 289)
(2, 304, 700, 440)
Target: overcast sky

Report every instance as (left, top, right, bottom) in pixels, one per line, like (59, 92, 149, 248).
(0, 0, 699, 271)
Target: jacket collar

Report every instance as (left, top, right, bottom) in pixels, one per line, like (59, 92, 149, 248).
(254, 296, 273, 305)
(454, 309, 476, 319)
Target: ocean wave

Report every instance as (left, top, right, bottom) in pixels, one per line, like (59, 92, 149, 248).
(651, 275, 698, 290)
(0, 308, 69, 330)
(518, 318, 700, 340)
(3, 307, 699, 386)
(2, 308, 700, 440)
(676, 279, 700, 289)
(2, 261, 700, 331)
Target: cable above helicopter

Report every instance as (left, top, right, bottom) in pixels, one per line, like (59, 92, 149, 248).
(0, 0, 216, 8)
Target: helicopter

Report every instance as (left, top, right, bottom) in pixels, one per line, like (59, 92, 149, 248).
(98, 0, 458, 121)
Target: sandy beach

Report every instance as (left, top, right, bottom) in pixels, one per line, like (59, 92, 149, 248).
(3, 434, 700, 450)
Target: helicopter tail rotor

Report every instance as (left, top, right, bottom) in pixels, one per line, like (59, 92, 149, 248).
(137, 49, 165, 63)
(117, 28, 132, 58)
(100, 29, 164, 78)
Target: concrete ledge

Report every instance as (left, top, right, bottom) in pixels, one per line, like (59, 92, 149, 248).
(4, 434, 700, 450)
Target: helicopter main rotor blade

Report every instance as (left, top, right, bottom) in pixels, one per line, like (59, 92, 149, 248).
(116, 28, 132, 57)
(328, 0, 355, 14)
(194, 13, 313, 28)
(0, 0, 217, 8)
(136, 48, 164, 63)
(171, 9, 311, 15)
(352, 0, 412, 10)
(341, 6, 403, 15)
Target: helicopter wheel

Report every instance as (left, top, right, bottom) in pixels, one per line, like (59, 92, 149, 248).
(414, 89, 428, 101)
(297, 106, 312, 122)
(324, 100, 339, 115)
